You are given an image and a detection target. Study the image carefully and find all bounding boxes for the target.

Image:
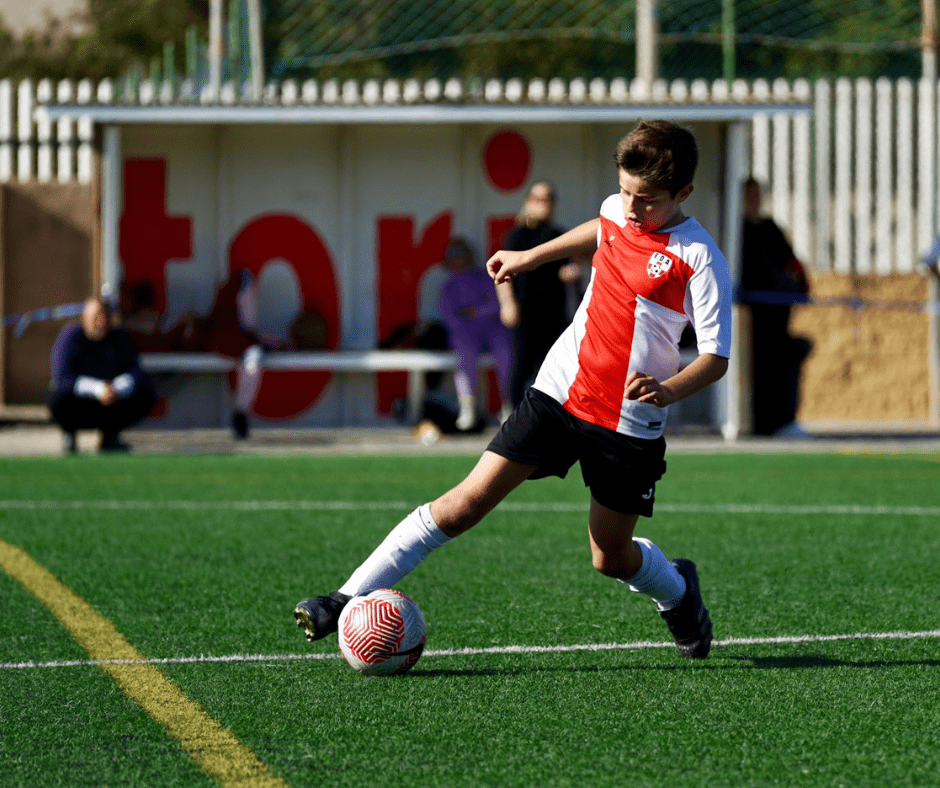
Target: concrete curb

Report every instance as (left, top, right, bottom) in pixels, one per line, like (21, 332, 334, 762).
(1, 422, 938, 458)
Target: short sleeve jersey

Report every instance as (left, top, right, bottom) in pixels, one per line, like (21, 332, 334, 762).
(533, 193, 732, 439)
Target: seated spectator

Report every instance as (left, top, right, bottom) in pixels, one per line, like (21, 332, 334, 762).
(439, 237, 514, 431)
(49, 297, 156, 454)
(379, 259, 451, 392)
(199, 269, 266, 440)
(119, 280, 200, 353)
(120, 271, 266, 441)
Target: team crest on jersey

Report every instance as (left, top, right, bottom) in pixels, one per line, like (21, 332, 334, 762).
(647, 252, 672, 279)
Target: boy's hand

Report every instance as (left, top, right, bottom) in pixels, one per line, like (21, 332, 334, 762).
(625, 371, 672, 407)
(486, 250, 530, 284)
(627, 355, 727, 408)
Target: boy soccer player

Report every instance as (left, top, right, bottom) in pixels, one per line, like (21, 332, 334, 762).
(295, 120, 732, 659)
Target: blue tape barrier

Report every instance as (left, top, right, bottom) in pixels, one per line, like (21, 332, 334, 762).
(738, 289, 940, 315)
(2, 291, 937, 343)
(2, 302, 85, 338)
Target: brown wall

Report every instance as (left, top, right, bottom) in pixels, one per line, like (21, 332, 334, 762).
(0, 182, 98, 412)
(792, 272, 932, 423)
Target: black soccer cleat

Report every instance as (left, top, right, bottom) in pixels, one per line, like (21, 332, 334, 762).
(659, 558, 713, 659)
(293, 591, 351, 642)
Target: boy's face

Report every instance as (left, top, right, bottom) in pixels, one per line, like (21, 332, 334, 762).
(618, 169, 693, 233)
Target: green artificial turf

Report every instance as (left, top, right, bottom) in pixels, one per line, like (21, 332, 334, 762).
(1, 450, 938, 787)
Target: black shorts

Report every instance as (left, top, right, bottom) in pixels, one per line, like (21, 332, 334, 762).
(487, 388, 667, 517)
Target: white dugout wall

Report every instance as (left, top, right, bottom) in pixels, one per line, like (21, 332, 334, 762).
(68, 111, 741, 430)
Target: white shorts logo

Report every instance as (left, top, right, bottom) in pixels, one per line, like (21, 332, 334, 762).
(647, 252, 672, 279)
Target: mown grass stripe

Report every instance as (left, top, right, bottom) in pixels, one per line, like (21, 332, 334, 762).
(1, 499, 939, 517)
(0, 538, 290, 788)
(3, 629, 939, 671)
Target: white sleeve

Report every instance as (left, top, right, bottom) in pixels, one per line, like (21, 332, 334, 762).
(74, 376, 108, 399)
(111, 373, 136, 397)
(684, 251, 733, 359)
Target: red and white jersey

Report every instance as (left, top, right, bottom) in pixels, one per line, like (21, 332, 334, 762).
(533, 194, 732, 439)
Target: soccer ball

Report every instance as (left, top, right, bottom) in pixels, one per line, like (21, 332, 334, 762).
(337, 589, 427, 675)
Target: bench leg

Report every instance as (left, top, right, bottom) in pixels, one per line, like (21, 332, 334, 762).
(406, 371, 426, 425)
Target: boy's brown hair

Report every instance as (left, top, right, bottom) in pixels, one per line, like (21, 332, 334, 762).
(614, 120, 698, 196)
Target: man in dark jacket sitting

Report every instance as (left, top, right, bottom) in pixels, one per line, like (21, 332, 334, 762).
(49, 297, 156, 454)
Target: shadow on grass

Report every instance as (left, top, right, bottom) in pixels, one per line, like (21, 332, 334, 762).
(407, 653, 940, 677)
(730, 654, 940, 670)
(408, 663, 711, 677)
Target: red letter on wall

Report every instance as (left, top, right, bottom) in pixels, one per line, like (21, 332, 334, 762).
(375, 211, 453, 415)
(119, 159, 193, 313)
(229, 214, 340, 419)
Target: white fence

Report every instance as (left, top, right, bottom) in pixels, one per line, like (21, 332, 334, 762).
(748, 77, 939, 275)
(2, 74, 939, 274)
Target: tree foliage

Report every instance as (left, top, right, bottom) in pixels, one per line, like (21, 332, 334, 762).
(0, 0, 209, 81)
(0, 0, 925, 84)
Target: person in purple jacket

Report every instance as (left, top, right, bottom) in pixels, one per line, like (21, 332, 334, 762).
(439, 237, 516, 431)
(49, 297, 156, 454)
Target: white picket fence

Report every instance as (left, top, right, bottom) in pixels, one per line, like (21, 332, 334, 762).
(2, 74, 939, 274)
(748, 77, 939, 275)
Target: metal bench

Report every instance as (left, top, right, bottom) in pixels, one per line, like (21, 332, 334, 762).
(139, 350, 493, 423)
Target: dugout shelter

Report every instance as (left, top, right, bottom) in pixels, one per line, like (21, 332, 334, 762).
(37, 82, 811, 439)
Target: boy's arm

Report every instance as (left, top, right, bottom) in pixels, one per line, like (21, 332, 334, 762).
(495, 281, 520, 329)
(487, 219, 599, 284)
(625, 353, 728, 408)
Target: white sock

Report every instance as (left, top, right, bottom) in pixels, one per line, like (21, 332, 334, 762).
(456, 393, 476, 431)
(234, 347, 264, 412)
(621, 537, 687, 611)
(338, 503, 451, 598)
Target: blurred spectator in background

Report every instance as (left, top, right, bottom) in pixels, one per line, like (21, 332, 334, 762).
(119, 270, 267, 440)
(922, 236, 940, 283)
(379, 256, 451, 393)
(501, 181, 583, 407)
(49, 297, 156, 454)
(740, 177, 812, 437)
(119, 281, 164, 352)
(439, 237, 515, 431)
(119, 280, 203, 353)
(377, 254, 452, 434)
(202, 269, 266, 440)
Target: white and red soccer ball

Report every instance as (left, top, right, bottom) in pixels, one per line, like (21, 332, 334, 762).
(337, 589, 427, 675)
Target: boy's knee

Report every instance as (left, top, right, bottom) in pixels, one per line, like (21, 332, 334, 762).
(433, 487, 489, 537)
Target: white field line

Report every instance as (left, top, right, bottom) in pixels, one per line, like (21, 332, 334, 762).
(2, 629, 939, 671)
(1, 499, 940, 517)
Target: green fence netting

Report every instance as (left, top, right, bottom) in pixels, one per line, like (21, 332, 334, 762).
(261, 0, 923, 83)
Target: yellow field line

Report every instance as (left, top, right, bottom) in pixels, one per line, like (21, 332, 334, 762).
(0, 538, 290, 788)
